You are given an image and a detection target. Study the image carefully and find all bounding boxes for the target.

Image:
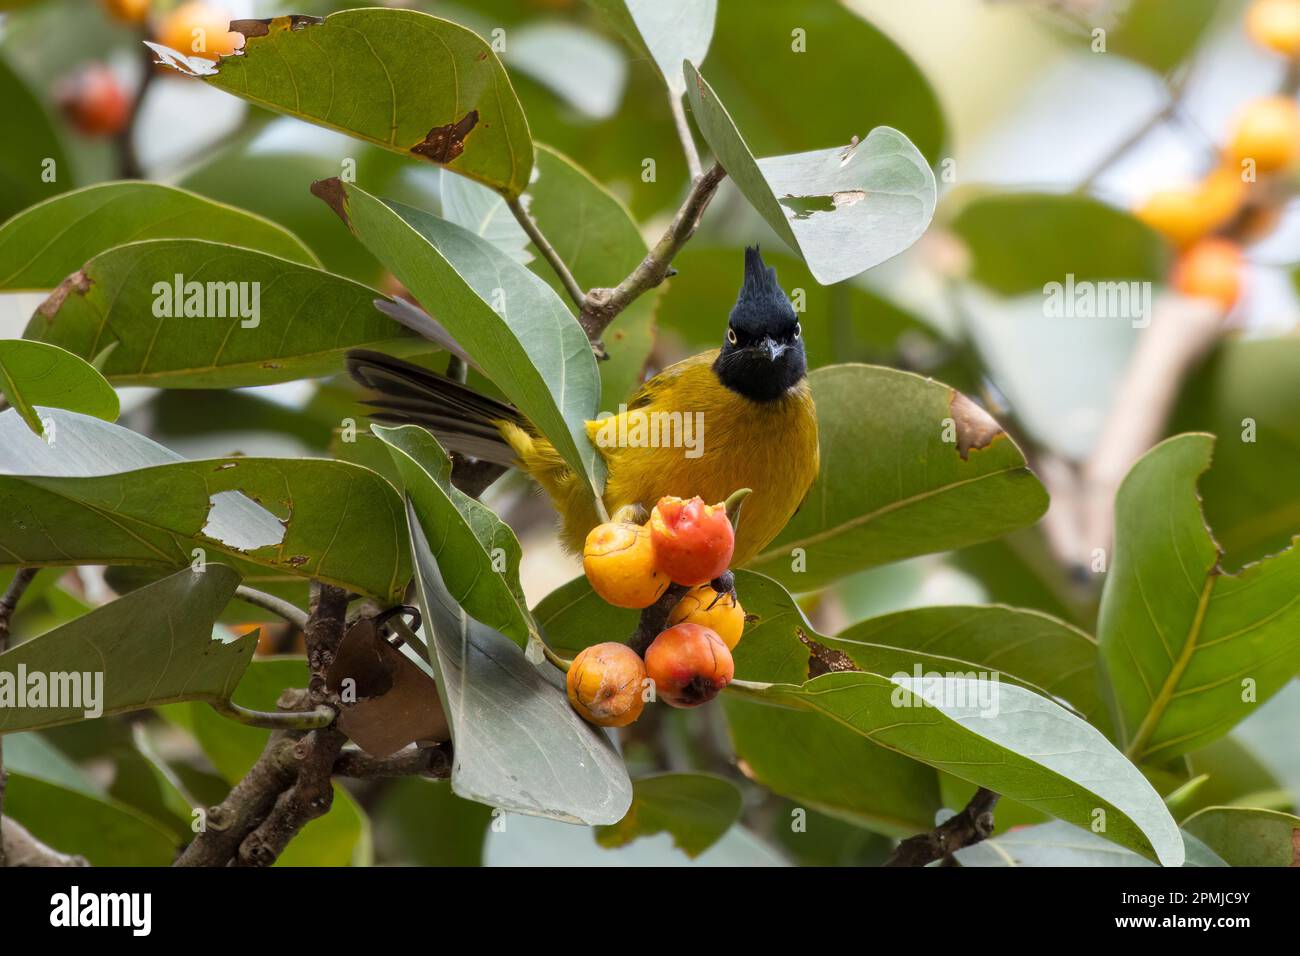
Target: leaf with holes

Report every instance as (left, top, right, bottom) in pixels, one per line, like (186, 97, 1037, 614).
(0, 340, 118, 436)
(0, 408, 409, 600)
(315, 179, 604, 499)
(1098, 433, 1300, 765)
(0, 181, 318, 291)
(157, 10, 533, 197)
(0, 565, 254, 734)
(406, 499, 631, 825)
(685, 63, 935, 284)
(728, 672, 1183, 865)
(23, 239, 425, 388)
(746, 364, 1048, 590)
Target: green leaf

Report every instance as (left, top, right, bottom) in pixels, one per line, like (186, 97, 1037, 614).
(372, 778, 492, 866)
(406, 499, 631, 824)
(0, 181, 319, 291)
(373, 424, 534, 648)
(0, 339, 118, 436)
(0, 55, 69, 222)
(0, 408, 410, 600)
(705, 0, 946, 166)
(0, 566, 253, 734)
(951, 820, 1226, 868)
(590, 0, 716, 97)
(1183, 807, 1300, 867)
(728, 672, 1184, 865)
(746, 364, 1048, 589)
(181, 9, 533, 197)
(596, 772, 741, 858)
(950, 191, 1167, 295)
(1098, 434, 1300, 764)
(317, 180, 604, 498)
(23, 239, 425, 388)
(686, 63, 935, 285)
(1106, 0, 1220, 75)
(1171, 337, 1300, 568)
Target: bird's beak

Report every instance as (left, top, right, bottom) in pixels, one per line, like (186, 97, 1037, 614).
(761, 337, 788, 361)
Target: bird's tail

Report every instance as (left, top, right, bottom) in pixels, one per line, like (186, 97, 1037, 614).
(346, 349, 523, 467)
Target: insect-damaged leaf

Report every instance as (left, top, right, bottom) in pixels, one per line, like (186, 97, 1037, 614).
(0, 340, 118, 436)
(0, 565, 255, 734)
(316, 179, 604, 500)
(685, 63, 935, 285)
(0, 408, 410, 600)
(1098, 433, 1300, 764)
(23, 239, 426, 388)
(406, 499, 631, 825)
(746, 364, 1048, 589)
(165, 10, 533, 197)
(0, 181, 318, 291)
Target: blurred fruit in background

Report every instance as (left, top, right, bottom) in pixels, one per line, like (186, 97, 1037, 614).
(56, 63, 130, 136)
(1227, 96, 1300, 173)
(1172, 238, 1244, 308)
(102, 0, 150, 25)
(156, 1, 241, 61)
(1246, 0, 1300, 57)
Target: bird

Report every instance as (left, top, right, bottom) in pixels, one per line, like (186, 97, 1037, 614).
(347, 246, 820, 568)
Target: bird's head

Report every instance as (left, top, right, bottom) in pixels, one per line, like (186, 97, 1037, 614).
(713, 246, 807, 402)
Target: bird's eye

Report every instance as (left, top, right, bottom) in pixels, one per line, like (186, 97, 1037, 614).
(726, 327, 738, 345)
(793, 322, 801, 339)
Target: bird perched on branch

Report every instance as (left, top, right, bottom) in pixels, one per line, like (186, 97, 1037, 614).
(347, 246, 819, 567)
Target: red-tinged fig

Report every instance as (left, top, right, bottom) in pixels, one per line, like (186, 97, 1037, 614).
(648, 496, 734, 586)
(644, 623, 733, 708)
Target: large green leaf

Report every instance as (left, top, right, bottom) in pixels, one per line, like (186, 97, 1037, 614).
(165, 9, 533, 197)
(0, 55, 69, 222)
(23, 239, 424, 388)
(406, 499, 631, 824)
(595, 772, 740, 858)
(728, 672, 1183, 865)
(374, 424, 534, 648)
(951, 820, 1226, 867)
(1183, 807, 1300, 867)
(0, 566, 253, 735)
(0, 181, 318, 290)
(1098, 434, 1300, 764)
(0, 339, 118, 436)
(0, 408, 410, 600)
(949, 191, 1167, 295)
(686, 63, 935, 285)
(2, 735, 177, 866)
(317, 180, 603, 498)
(589, 0, 716, 97)
(1171, 337, 1300, 568)
(747, 364, 1048, 589)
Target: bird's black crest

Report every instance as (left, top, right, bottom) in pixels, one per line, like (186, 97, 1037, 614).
(730, 246, 798, 336)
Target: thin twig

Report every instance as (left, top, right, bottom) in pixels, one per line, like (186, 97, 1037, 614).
(115, 39, 157, 179)
(208, 698, 336, 731)
(580, 163, 726, 345)
(0, 567, 38, 868)
(506, 195, 586, 308)
(668, 90, 703, 182)
(235, 584, 309, 631)
(1075, 66, 1193, 193)
(884, 788, 1001, 866)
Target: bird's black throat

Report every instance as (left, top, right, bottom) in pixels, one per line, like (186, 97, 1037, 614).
(712, 340, 807, 402)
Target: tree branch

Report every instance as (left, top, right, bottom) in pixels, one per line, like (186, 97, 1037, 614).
(507, 194, 586, 308)
(884, 788, 1001, 866)
(668, 91, 703, 183)
(580, 162, 726, 346)
(332, 743, 451, 780)
(628, 583, 690, 657)
(1, 817, 89, 867)
(0, 567, 38, 868)
(235, 584, 309, 631)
